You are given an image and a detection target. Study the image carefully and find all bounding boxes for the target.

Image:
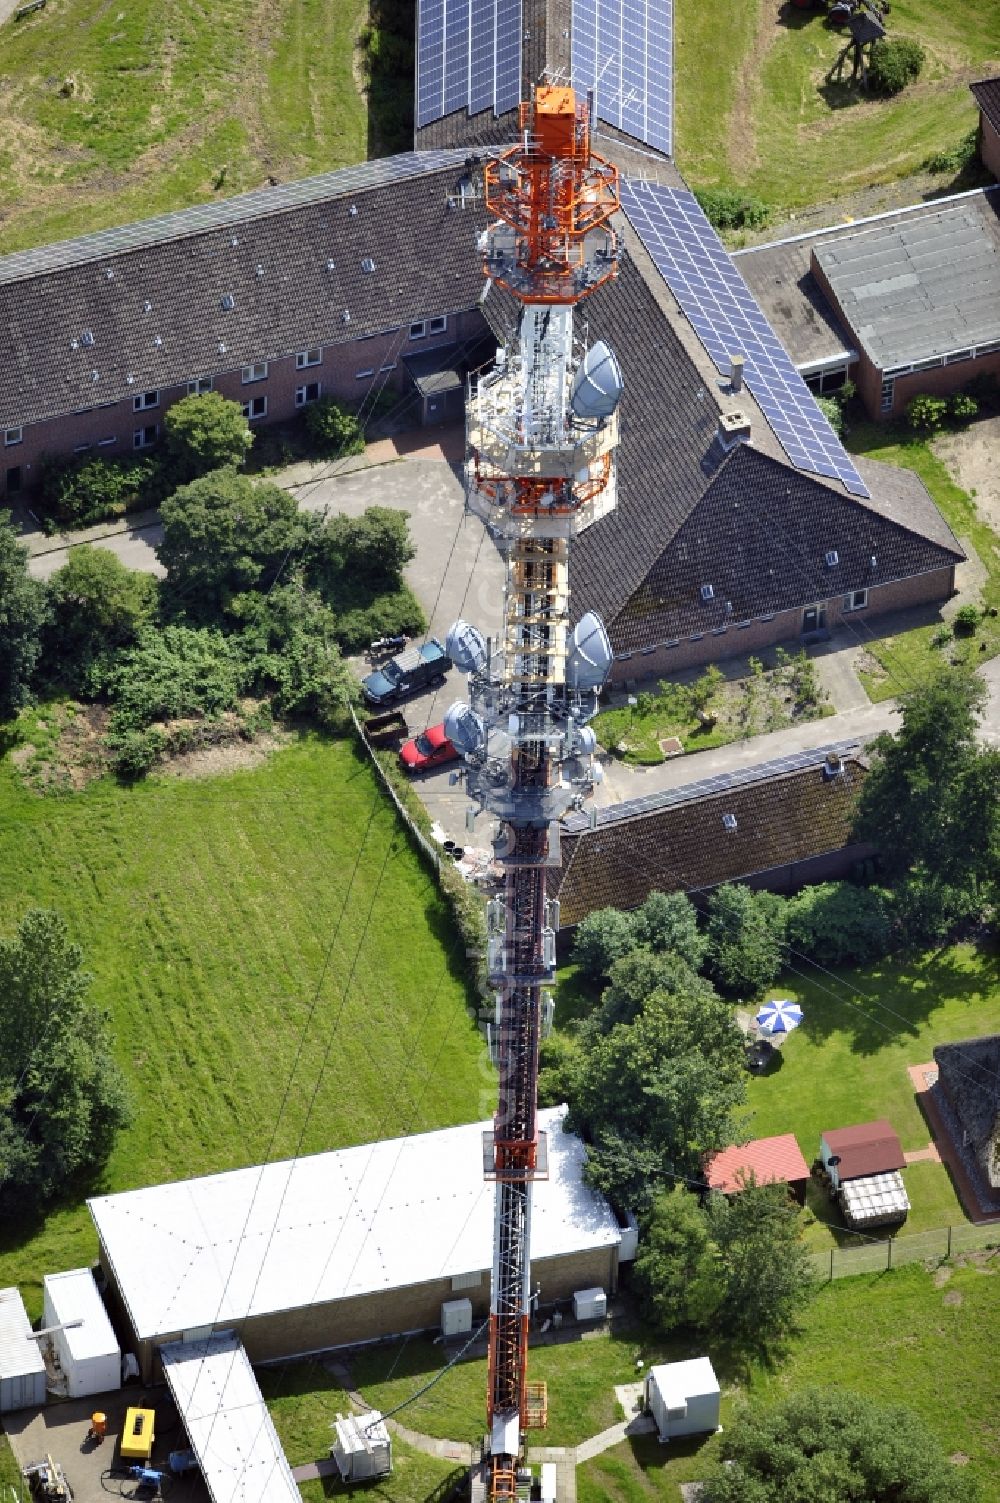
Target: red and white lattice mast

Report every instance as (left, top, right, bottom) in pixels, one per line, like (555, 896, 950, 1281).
(443, 87, 623, 1502)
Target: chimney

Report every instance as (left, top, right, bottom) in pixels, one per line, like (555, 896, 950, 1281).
(729, 353, 745, 393)
(717, 409, 752, 449)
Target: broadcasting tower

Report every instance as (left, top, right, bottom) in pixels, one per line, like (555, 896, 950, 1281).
(443, 87, 624, 1502)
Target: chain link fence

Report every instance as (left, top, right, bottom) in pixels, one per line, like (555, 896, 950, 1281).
(810, 1221, 1000, 1281)
(350, 704, 442, 874)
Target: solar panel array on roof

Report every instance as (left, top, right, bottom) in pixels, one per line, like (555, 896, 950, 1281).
(571, 0, 672, 157)
(620, 179, 871, 498)
(560, 741, 862, 833)
(417, 0, 523, 127)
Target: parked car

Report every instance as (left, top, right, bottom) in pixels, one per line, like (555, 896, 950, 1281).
(399, 723, 460, 772)
(361, 638, 452, 706)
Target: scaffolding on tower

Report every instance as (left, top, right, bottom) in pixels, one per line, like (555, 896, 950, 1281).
(443, 86, 624, 1503)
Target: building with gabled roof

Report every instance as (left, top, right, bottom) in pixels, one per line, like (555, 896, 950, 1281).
(820, 1120, 905, 1186)
(934, 1035, 1000, 1192)
(550, 743, 873, 928)
(971, 77, 1000, 180)
(704, 1134, 810, 1203)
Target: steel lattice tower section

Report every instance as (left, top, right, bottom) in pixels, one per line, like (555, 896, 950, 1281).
(443, 87, 624, 1503)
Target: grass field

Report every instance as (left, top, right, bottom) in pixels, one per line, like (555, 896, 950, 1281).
(577, 1261, 1000, 1499)
(0, 723, 491, 1317)
(0, 0, 372, 252)
(674, 0, 1000, 215)
(843, 421, 1000, 701)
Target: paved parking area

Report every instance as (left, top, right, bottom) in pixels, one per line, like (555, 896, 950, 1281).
(4, 1389, 208, 1503)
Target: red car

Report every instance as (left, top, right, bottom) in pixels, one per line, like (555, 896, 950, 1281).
(399, 723, 460, 772)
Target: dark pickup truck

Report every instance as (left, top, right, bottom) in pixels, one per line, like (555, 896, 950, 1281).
(361, 638, 452, 706)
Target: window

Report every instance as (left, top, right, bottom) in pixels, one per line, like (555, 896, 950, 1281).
(73, 443, 92, 454)
(355, 368, 375, 380)
(296, 349, 322, 369)
(242, 396, 267, 421)
(699, 583, 714, 602)
(379, 362, 397, 374)
(133, 390, 159, 412)
(4, 427, 22, 446)
(220, 292, 236, 312)
(133, 424, 158, 449)
(722, 813, 738, 832)
(880, 377, 895, 415)
(295, 382, 321, 407)
(187, 377, 213, 396)
(429, 315, 448, 335)
(409, 320, 427, 340)
(361, 257, 376, 274)
(98, 436, 117, 448)
(825, 550, 839, 568)
(843, 589, 868, 612)
(241, 362, 268, 384)
(5, 466, 22, 493)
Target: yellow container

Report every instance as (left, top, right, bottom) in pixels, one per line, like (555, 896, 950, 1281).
(120, 1406, 155, 1461)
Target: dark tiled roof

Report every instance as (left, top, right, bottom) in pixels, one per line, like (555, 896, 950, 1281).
(606, 444, 963, 653)
(0, 155, 492, 431)
(551, 746, 869, 927)
(971, 78, 1000, 136)
(822, 1120, 905, 1180)
(934, 1035, 1000, 1153)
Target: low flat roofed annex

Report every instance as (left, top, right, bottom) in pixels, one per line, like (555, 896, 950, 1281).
(89, 1105, 619, 1342)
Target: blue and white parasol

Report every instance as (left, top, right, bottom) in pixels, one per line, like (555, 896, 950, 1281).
(755, 999, 804, 1036)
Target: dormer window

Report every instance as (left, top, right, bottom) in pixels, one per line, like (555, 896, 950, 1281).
(700, 583, 715, 603)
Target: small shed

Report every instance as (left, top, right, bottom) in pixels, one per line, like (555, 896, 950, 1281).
(645, 1357, 721, 1441)
(42, 1269, 120, 1399)
(819, 1119, 905, 1191)
(704, 1134, 810, 1204)
(0, 1288, 46, 1413)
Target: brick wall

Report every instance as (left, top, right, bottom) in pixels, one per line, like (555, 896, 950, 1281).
(126, 1243, 618, 1380)
(1, 308, 487, 496)
(610, 565, 955, 684)
(981, 117, 1000, 182)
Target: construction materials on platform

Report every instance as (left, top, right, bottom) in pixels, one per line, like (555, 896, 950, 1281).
(331, 1410, 392, 1482)
(23, 1454, 72, 1501)
(0, 1287, 47, 1412)
(42, 1270, 120, 1398)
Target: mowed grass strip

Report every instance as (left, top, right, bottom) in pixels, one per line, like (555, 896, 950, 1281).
(576, 1263, 1000, 1498)
(0, 730, 491, 1315)
(0, 0, 369, 252)
(674, 0, 1000, 211)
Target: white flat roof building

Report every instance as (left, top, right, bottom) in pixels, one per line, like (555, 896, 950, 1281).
(90, 1105, 623, 1375)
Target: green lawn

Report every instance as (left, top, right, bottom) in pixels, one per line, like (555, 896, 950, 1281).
(0, 0, 371, 252)
(845, 421, 1000, 701)
(674, 0, 1000, 216)
(0, 726, 491, 1317)
(578, 1262, 1000, 1499)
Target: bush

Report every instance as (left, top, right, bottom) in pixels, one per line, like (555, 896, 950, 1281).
(785, 882, 891, 968)
(0, 513, 49, 720)
(572, 906, 637, 980)
(303, 396, 365, 457)
(953, 603, 980, 636)
(694, 187, 771, 233)
(163, 392, 253, 482)
(706, 884, 787, 997)
(948, 392, 978, 426)
(104, 624, 250, 735)
(868, 36, 925, 96)
(906, 393, 947, 435)
(923, 128, 979, 176)
(37, 453, 165, 531)
(817, 394, 844, 435)
(334, 588, 426, 653)
(45, 546, 158, 694)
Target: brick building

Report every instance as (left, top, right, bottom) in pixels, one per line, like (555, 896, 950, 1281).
(89, 1105, 626, 1381)
(971, 77, 1000, 182)
(551, 743, 875, 928)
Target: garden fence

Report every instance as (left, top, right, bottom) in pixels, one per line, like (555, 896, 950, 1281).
(811, 1221, 1000, 1281)
(350, 704, 443, 874)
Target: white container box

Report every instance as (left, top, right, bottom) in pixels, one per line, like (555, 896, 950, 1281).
(42, 1269, 120, 1399)
(441, 1297, 473, 1337)
(572, 1287, 607, 1321)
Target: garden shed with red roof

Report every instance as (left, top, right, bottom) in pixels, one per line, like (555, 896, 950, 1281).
(704, 1134, 810, 1204)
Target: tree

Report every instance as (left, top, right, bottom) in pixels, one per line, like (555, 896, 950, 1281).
(706, 884, 786, 996)
(597, 949, 714, 1033)
(854, 665, 999, 922)
(705, 1177, 812, 1342)
(0, 511, 48, 720)
(570, 976, 747, 1212)
(305, 506, 415, 599)
(785, 882, 891, 968)
(46, 545, 157, 692)
(631, 890, 708, 971)
(0, 910, 131, 1211)
(232, 585, 357, 725)
(700, 1388, 979, 1503)
(163, 392, 253, 481)
(572, 906, 637, 981)
(157, 468, 304, 615)
(634, 1187, 724, 1332)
